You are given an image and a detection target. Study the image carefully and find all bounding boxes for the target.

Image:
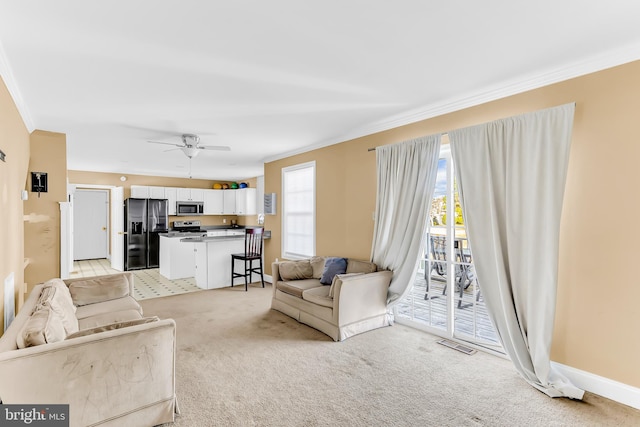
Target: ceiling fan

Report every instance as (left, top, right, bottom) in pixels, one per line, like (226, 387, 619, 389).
(147, 133, 230, 159)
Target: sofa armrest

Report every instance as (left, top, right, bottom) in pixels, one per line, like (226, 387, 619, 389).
(0, 318, 176, 426)
(271, 262, 283, 297)
(332, 270, 392, 326)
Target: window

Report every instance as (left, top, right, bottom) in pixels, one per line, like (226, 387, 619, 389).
(282, 161, 315, 259)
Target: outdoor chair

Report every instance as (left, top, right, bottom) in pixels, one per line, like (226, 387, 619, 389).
(424, 234, 481, 308)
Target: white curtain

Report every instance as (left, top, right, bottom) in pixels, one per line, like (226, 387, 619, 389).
(371, 134, 441, 305)
(449, 103, 583, 399)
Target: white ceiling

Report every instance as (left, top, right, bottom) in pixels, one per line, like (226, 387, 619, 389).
(1, 1, 640, 180)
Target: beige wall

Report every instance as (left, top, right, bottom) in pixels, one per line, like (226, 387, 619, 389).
(24, 131, 67, 291)
(0, 77, 30, 332)
(264, 60, 640, 389)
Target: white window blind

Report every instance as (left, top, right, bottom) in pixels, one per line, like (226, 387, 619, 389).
(282, 161, 315, 259)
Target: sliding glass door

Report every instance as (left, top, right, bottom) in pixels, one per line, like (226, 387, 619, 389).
(394, 145, 502, 352)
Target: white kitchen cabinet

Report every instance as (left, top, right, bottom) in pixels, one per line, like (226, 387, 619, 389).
(131, 185, 166, 200)
(203, 189, 224, 214)
(194, 237, 244, 289)
(191, 188, 204, 202)
(176, 188, 191, 201)
(223, 190, 236, 214)
(130, 185, 150, 198)
(177, 188, 204, 202)
(165, 187, 177, 215)
(236, 188, 257, 215)
(159, 235, 195, 279)
(148, 186, 166, 199)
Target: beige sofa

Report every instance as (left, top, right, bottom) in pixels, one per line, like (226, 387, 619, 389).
(271, 256, 393, 341)
(0, 273, 177, 427)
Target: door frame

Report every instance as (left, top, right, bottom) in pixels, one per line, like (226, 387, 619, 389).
(66, 184, 124, 270)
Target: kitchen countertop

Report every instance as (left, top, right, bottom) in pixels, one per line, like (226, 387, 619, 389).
(179, 234, 245, 243)
(162, 226, 270, 240)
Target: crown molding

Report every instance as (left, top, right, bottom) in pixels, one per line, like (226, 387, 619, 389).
(0, 40, 35, 132)
(264, 41, 640, 164)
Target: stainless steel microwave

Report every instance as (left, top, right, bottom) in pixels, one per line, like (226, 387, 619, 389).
(176, 201, 204, 216)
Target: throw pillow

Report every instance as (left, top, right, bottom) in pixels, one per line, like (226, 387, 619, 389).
(38, 280, 79, 335)
(69, 274, 131, 306)
(17, 306, 66, 348)
(278, 260, 313, 281)
(66, 316, 159, 340)
(309, 256, 326, 279)
(320, 257, 348, 285)
(346, 259, 378, 274)
(329, 273, 364, 298)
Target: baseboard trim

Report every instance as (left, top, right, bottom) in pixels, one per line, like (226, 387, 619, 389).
(264, 274, 273, 284)
(551, 361, 640, 410)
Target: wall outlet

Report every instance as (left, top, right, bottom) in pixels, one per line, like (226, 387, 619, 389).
(223, 218, 227, 224)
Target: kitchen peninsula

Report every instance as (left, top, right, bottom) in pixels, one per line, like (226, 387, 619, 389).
(159, 221, 268, 290)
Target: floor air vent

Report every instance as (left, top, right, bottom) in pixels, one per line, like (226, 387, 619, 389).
(436, 339, 477, 355)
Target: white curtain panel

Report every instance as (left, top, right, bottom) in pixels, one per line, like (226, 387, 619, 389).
(371, 134, 441, 305)
(449, 103, 583, 399)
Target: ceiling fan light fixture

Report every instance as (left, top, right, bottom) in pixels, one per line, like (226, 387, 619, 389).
(181, 146, 200, 158)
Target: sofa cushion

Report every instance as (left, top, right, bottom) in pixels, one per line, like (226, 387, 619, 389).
(69, 274, 131, 306)
(78, 309, 144, 330)
(329, 273, 365, 298)
(346, 259, 378, 274)
(37, 279, 79, 335)
(16, 306, 66, 348)
(279, 260, 313, 280)
(320, 257, 348, 285)
(302, 286, 333, 308)
(310, 256, 326, 279)
(67, 316, 159, 340)
(276, 279, 323, 298)
(74, 296, 142, 320)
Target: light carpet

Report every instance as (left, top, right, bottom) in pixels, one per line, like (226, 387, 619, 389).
(141, 284, 640, 427)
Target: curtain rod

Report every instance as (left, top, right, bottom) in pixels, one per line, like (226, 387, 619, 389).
(367, 132, 449, 152)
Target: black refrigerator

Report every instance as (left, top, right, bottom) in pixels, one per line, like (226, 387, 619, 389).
(124, 198, 169, 270)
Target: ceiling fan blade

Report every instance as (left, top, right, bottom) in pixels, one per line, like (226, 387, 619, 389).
(147, 140, 182, 147)
(199, 145, 231, 151)
(163, 148, 180, 152)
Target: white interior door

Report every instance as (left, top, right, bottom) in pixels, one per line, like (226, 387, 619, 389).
(73, 189, 109, 260)
(110, 186, 124, 271)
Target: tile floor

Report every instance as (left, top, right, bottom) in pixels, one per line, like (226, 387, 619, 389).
(70, 259, 203, 300)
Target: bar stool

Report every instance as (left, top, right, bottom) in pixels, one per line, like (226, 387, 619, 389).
(231, 227, 265, 291)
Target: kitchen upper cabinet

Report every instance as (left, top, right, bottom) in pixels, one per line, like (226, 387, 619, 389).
(165, 187, 177, 215)
(236, 188, 257, 216)
(148, 186, 166, 199)
(130, 185, 150, 199)
(203, 189, 224, 215)
(131, 185, 166, 199)
(223, 190, 236, 214)
(177, 188, 204, 202)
